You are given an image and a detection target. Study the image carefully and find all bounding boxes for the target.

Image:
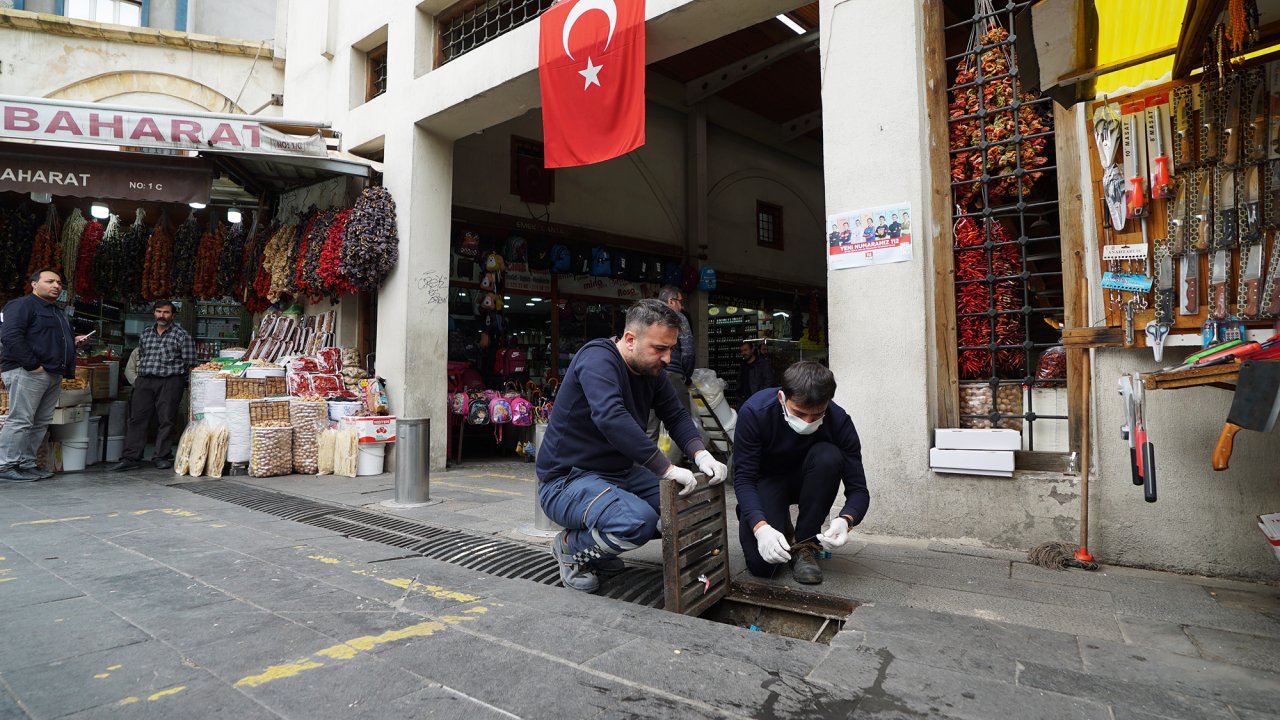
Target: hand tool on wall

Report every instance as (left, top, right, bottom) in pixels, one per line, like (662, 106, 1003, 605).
(1147, 245, 1173, 362)
(1173, 87, 1194, 169)
(1210, 172, 1235, 320)
(1200, 83, 1219, 164)
(1192, 171, 1212, 253)
(1125, 112, 1148, 219)
(1241, 243, 1265, 318)
(1247, 76, 1268, 162)
(1104, 166, 1128, 230)
(1263, 211, 1280, 316)
(1210, 249, 1231, 321)
(1093, 101, 1121, 168)
(1151, 106, 1174, 199)
(1118, 374, 1141, 487)
(1222, 78, 1242, 167)
(1133, 376, 1156, 503)
(1170, 178, 1187, 255)
(1212, 360, 1280, 471)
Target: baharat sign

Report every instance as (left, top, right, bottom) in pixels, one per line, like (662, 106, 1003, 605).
(0, 142, 212, 203)
(0, 95, 328, 157)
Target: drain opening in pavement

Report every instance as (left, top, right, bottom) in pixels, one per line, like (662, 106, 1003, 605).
(173, 479, 854, 643)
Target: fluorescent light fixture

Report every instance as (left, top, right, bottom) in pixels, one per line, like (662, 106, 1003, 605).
(29, 192, 52, 203)
(226, 207, 243, 224)
(189, 202, 206, 209)
(458, 292, 467, 297)
(776, 14, 806, 35)
(773, 311, 790, 318)
(531, 297, 543, 302)
(525, 302, 535, 307)
(90, 202, 110, 219)
(503, 296, 511, 300)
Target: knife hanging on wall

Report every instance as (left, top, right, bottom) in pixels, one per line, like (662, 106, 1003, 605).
(1247, 74, 1268, 162)
(1222, 78, 1243, 167)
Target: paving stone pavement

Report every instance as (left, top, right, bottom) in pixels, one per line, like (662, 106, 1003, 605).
(0, 462, 1276, 719)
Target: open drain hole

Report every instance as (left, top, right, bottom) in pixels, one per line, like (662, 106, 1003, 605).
(696, 581, 857, 644)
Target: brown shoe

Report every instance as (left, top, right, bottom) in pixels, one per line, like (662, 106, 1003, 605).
(791, 543, 823, 585)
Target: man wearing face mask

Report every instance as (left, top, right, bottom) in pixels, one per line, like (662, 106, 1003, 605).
(537, 299, 729, 593)
(732, 361, 868, 584)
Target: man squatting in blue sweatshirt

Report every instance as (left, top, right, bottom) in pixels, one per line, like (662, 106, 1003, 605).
(732, 361, 869, 584)
(536, 299, 729, 593)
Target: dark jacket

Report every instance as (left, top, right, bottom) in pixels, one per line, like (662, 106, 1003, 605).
(736, 357, 775, 405)
(731, 387, 869, 530)
(0, 294, 76, 379)
(536, 338, 705, 483)
(665, 312, 695, 383)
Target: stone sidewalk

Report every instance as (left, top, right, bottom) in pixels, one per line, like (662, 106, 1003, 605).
(0, 463, 1277, 719)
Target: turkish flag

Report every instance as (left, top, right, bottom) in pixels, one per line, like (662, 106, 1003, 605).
(539, 0, 646, 168)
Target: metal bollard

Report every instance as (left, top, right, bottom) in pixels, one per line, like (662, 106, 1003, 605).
(381, 418, 433, 508)
(519, 423, 562, 537)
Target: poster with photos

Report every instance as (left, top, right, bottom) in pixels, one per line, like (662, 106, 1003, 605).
(826, 202, 913, 270)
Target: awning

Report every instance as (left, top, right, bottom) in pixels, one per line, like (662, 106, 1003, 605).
(201, 148, 381, 197)
(0, 140, 212, 203)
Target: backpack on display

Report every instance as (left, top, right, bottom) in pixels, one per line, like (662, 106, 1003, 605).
(550, 244, 571, 273)
(510, 396, 533, 426)
(574, 248, 591, 275)
(458, 231, 481, 258)
(680, 263, 699, 293)
(663, 261, 682, 287)
(504, 236, 529, 271)
(450, 392, 469, 415)
(590, 246, 612, 277)
(488, 396, 512, 424)
(494, 347, 527, 375)
(467, 397, 490, 425)
(698, 265, 718, 291)
(529, 239, 553, 272)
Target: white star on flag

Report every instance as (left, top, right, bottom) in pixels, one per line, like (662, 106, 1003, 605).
(579, 57, 604, 89)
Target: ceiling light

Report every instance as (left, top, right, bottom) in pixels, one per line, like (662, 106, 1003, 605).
(773, 311, 790, 318)
(90, 202, 110, 219)
(226, 207, 243, 224)
(29, 192, 52, 203)
(531, 297, 543, 302)
(503, 296, 511, 301)
(189, 202, 206, 209)
(776, 14, 806, 35)
(525, 302, 535, 307)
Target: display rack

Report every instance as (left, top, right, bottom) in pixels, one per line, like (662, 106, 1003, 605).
(707, 312, 758, 391)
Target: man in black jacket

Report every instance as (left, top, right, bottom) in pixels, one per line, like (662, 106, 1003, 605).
(0, 269, 80, 482)
(736, 341, 775, 406)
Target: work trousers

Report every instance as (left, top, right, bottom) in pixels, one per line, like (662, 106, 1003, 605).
(0, 368, 61, 471)
(738, 441, 843, 578)
(122, 374, 185, 462)
(538, 465, 662, 564)
(646, 372, 691, 465)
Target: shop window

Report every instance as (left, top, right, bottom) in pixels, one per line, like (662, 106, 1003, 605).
(66, 0, 142, 26)
(944, 0, 1066, 453)
(437, 0, 557, 66)
(366, 43, 389, 102)
(511, 137, 554, 205)
(756, 201, 783, 250)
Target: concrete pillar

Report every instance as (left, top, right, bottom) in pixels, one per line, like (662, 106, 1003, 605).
(818, 0, 937, 533)
(377, 122, 453, 471)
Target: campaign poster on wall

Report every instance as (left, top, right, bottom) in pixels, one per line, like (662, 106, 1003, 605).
(826, 202, 913, 270)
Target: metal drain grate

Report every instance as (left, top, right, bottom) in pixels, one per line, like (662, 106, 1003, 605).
(175, 480, 666, 607)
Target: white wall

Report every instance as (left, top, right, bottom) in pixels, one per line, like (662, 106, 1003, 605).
(187, 0, 274, 40)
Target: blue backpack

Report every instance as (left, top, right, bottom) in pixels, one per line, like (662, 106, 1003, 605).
(550, 244, 571, 273)
(590, 247, 612, 277)
(698, 265, 717, 291)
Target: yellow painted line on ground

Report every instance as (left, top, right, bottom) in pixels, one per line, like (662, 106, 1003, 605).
(377, 577, 481, 603)
(0, 577, 18, 584)
(432, 480, 523, 497)
(94, 673, 109, 679)
(306, 555, 343, 565)
(0, 555, 6, 560)
(129, 508, 200, 518)
(235, 659, 325, 688)
(0, 568, 12, 576)
(209, 523, 227, 528)
(117, 685, 187, 706)
(467, 472, 533, 482)
(11, 516, 92, 526)
(108, 664, 122, 670)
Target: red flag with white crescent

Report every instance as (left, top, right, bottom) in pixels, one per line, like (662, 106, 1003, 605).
(538, 0, 645, 168)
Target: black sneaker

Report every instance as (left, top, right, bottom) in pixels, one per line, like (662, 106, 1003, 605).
(791, 543, 823, 585)
(153, 458, 172, 470)
(0, 467, 40, 483)
(107, 460, 141, 473)
(588, 554, 626, 578)
(19, 467, 54, 480)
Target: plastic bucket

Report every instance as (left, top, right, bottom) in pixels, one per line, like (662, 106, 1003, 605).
(86, 416, 101, 464)
(328, 400, 363, 422)
(52, 415, 89, 440)
(356, 442, 386, 476)
(107, 401, 128, 435)
(60, 439, 88, 472)
(105, 435, 125, 462)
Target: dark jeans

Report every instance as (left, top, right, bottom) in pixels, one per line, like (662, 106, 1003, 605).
(738, 441, 843, 578)
(122, 375, 185, 462)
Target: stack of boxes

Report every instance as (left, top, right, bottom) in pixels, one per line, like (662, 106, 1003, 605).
(930, 428, 1019, 477)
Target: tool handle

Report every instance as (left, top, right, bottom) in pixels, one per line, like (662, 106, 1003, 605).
(1194, 215, 1211, 251)
(1152, 156, 1173, 198)
(1187, 338, 1243, 364)
(1269, 279, 1280, 316)
(1171, 220, 1185, 255)
(1134, 424, 1146, 477)
(1176, 129, 1193, 168)
(1211, 282, 1229, 320)
(1221, 209, 1238, 245)
(1194, 341, 1261, 367)
(1243, 277, 1262, 317)
(1126, 177, 1147, 218)
(1250, 119, 1267, 160)
(1203, 123, 1219, 162)
(1212, 422, 1244, 471)
(1130, 446, 1143, 486)
(1224, 128, 1240, 167)
(1142, 443, 1157, 503)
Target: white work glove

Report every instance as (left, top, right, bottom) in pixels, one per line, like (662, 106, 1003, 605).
(693, 450, 728, 485)
(819, 517, 851, 550)
(663, 465, 698, 496)
(753, 523, 792, 564)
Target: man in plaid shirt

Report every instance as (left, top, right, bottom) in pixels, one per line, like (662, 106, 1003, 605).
(108, 300, 197, 471)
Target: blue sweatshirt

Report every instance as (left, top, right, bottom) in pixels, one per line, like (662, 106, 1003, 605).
(0, 294, 77, 379)
(536, 338, 706, 482)
(665, 312, 694, 382)
(731, 387, 869, 530)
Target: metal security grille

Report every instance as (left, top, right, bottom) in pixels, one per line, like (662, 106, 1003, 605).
(945, 0, 1065, 449)
(439, 0, 558, 65)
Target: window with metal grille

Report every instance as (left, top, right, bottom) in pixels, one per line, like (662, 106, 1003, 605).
(366, 43, 389, 102)
(757, 201, 783, 250)
(945, 0, 1064, 451)
(438, 0, 558, 66)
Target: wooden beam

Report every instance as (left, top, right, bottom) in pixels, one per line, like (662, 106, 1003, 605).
(685, 30, 818, 105)
(924, 0, 959, 429)
(1173, 0, 1227, 79)
(1056, 44, 1178, 86)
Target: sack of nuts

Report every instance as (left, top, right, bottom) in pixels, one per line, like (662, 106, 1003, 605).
(289, 400, 327, 474)
(250, 427, 294, 477)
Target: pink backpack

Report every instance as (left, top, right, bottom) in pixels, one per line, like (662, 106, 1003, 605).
(510, 396, 533, 426)
(450, 392, 469, 415)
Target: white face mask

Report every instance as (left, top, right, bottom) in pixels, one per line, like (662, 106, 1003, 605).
(778, 392, 824, 435)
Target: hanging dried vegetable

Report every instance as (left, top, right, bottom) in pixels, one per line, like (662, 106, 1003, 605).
(169, 213, 201, 298)
(60, 209, 87, 305)
(74, 220, 105, 302)
(295, 210, 335, 301)
(287, 213, 320, 297)
(26, 205, 62, 281)
(90, 214, 125, 299)
(319, 209, 357, 297)
(3, 204, 38, 294)
(216, 220, 250, 299)
(193, 220, 226, 300)
(340, 187, 399, 292)
(141, 216, 174, 300)
(948, 23, 1050, 212)
(954, 216, 1025, 380)
(117, 209, 150, 304)
(263, 223, 297, 303)
(240, 220, 271, 310)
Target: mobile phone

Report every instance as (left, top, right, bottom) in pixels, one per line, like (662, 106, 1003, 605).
(81, 330, 96, 339)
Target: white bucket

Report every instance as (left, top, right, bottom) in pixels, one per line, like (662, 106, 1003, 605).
(60, 439, 88, 472)
(107, 401, 128, 436)
(245, 366, 286, 379)
(328, 401, 363, 422)
(105, 435, 125, 462)
(86, 416, 101, 464)
(52, 415, 89, 440)
(356, 442, 386, 476)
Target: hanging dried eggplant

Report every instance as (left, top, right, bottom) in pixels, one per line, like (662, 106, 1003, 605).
(340, 186, 399, 292)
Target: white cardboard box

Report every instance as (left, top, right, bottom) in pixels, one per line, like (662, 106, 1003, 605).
(934, 428, 1021, 451)
(929, 447, 1015, 477)
(340, 415, 397, 444)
